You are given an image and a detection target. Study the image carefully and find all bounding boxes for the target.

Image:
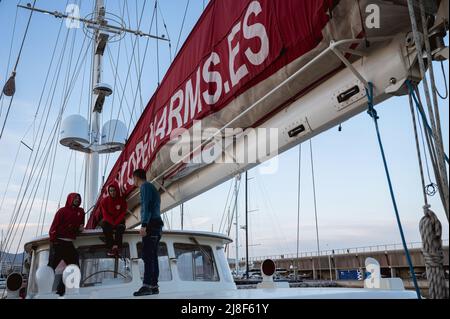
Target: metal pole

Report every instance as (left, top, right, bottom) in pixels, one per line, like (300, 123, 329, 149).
(86, 0, 104, 214)
(328, 254, 332, 281)
(181, 203, 184, 230)
(310, 140, 321, 280)
(245, 171, 249, 279)
(296, 145, 302, 281)
(234, 177, 239, 274)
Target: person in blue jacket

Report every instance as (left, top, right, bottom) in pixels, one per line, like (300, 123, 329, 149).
(132, 169, 164, 296)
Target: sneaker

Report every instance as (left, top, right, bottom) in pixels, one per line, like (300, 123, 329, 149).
(151, 286, 159, 295)
(133, 286, 154, 297)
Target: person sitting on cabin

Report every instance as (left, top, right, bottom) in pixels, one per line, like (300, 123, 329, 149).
(99, 182, 127, 257)
(132, 168, 164, 297)
(48, 193, 85, 296)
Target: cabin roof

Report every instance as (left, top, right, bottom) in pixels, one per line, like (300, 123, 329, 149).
(24, 229, 232, 253)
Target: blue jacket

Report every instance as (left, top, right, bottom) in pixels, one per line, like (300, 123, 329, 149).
(140, 181, 161, 227)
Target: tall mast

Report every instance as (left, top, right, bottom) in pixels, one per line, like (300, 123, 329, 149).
(234, 176, 239, 274)
(86, 0, 104, 212)
(16, 1, 169, 217)
(245, 171, 249, 278)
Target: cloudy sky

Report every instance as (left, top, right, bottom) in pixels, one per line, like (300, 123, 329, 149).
(0, 0, 448, 259)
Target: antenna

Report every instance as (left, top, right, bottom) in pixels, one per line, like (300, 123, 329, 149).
(18, 1, 168, 213)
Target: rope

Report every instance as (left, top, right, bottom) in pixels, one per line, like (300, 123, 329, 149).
(296, 144, 302, 280)
(0, 0, 19, 109)
(0, 0, 37, 139)
(408, 83, 449, 165)
(102, 0, 156, 179)
(157, 2, 172, 62)
(0, 25, 89, 261)
(408, 93, 428, 206)
(415, 104, 438, 196)
(419, 205, 448, 299)
(217, 179, 234, 233)
(407, 83, 448, 299)
(156, 0, 160, 85)
(365, 82, 421, 299)
(175, 0, 190, 54)
(310, 139, 321, 280)
(435, 61, 448, 100)
(407, 0, 449, 220)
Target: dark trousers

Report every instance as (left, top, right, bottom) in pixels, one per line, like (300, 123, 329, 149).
(101, 221, 126, 249)
(142, 228, 161, 287)
(47, 240, 79, 295)
(48, 240, 79, 269)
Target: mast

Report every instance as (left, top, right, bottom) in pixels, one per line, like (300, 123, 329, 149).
(17, 1, 169, 217)
(85, 0, 104, 212)
(234, 176, 239, 274)
(245, 171, 249, 279)
(180, 203, 184, 230)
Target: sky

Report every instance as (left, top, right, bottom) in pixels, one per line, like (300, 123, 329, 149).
(0, 0, 448, 260)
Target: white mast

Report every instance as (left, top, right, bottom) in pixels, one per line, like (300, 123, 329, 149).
(234, 176, 239, 274)
(85, 0, 104, 212)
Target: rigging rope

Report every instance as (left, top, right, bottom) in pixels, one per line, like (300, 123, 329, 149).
(365, 82, 421, 299)
(310, 139, 321, 280)
(408, 82, 448, 299)
(415, 104, 438, 196)
(1, 25, 89, 262)
(0, 0, 37, 140)
(102, 1, 156, 180)
(408, 85, 449, 165)
(155, 0, 160, 85)
(419, 206, 448, 299)
(295, 144, 302, 280)
(157, 2, 172, 62)
(217, 179, 234, 234)
(175, 0, 190, 55)
(407, 0, 449, 219)
(435, 61, 448, 100)
(0, 0, 19, 109)
(0, 25, 74, 258)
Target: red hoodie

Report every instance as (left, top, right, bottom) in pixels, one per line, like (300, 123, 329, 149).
(49, 193, 85, 242)
(100, 183, 127, 226)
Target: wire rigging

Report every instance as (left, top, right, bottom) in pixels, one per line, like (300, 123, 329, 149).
(310, 139, 321, 280)
(175, 0, 190, 55)
(0, 0, 37, 140)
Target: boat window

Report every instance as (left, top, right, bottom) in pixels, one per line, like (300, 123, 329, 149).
(136, 242, 172, 281)
(78, 244, 132, 287)
(174, 243, 219, 282)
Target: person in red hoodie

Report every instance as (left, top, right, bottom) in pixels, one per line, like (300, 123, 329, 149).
(100, 183, 127, 256)
(47, 193, 85, 295)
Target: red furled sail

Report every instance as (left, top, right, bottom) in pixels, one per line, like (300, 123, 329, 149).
(87, 0, 415, 228)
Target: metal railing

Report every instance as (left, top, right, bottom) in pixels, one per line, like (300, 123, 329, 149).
(248, 240, 449, 262)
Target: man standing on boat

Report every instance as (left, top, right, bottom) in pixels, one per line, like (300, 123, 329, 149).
(47, 193, 85, 295)
(99, 182, 127, 257)
(132, 169, 164, 296)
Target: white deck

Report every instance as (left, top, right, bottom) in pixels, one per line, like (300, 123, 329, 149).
(32, 287, 417, 299)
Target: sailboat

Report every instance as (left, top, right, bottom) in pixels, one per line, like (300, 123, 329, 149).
(0, 0, 448, 299)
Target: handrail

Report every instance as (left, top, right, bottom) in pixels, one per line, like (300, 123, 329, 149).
(247, 240, 449, 262)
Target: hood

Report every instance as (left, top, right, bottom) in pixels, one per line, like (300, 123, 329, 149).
(107, 182, 121, 198)
(65, 193, 81, 208)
